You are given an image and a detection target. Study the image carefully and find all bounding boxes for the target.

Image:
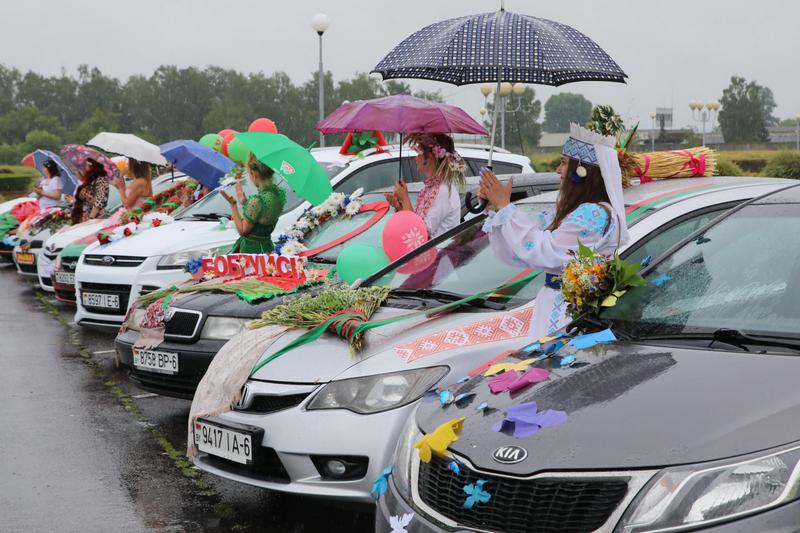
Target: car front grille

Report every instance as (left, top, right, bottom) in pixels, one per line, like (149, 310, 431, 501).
(202, 447, 290, 484)
(79, 282, 131, 315)
(18, 262, 37, 274)
(236, 393, 310, 414)
(164, 310, 202, 339)
(60, 259, 78, 272)
(83, 254, 146, 267)
(417, 456, 629, 533)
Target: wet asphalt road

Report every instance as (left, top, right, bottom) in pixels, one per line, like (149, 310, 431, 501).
(0, 268, 374, 533)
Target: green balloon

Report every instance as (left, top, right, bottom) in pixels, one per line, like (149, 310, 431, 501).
(336, 244, 391, 285)
(199, 133, 223, 152)
(227, 137, 250, 164)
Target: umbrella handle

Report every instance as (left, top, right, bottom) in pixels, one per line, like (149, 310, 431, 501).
(464, 191, 488, 214)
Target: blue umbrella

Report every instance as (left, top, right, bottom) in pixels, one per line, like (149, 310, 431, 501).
(32, 149, 79, 196)
(159, 140, 236, 189)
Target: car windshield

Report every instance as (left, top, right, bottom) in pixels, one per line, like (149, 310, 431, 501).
(177, 176, 302, 220)
(304, 194, 417, 263)
(602, 202, 800, 339)
(319, 160, 347, 179)
(366, 203, 554, 305)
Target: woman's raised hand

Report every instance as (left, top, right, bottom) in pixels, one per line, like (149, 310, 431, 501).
(114, 176, 126, 190)
(479, 168, 513, 211)
(234, 180, 246, 204)
(393, 178, 412, 210)
(219, 190, 237, 206)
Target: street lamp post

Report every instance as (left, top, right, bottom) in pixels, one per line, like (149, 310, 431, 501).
(311, 13, 330, 148)
(689, 100, 720, 146)
(649, 112, 657, 151)
(795, 114, 800, 151)
(480, 82, 525, 151)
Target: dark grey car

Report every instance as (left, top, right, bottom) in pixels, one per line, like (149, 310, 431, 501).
(378, 183, 800, 532)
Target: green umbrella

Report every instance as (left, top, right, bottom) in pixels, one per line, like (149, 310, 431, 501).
(235, 132, 332, 206)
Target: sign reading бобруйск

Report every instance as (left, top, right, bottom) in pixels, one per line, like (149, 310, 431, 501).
(200, 253, 306, 279)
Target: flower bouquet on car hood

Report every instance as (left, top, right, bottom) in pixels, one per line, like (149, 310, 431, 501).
(559, 242, 646, 320)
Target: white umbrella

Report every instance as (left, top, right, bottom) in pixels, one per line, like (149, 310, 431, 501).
(87, 132, 167, 165)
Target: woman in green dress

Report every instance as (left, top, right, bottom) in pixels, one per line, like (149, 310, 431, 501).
(220, 153, 286, 253)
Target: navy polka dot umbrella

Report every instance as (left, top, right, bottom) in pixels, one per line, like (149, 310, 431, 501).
(371, 6, 626, 210)
(372, 9, 626, 87)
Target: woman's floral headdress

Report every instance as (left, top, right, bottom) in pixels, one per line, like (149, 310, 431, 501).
(406, 133, 466, 187)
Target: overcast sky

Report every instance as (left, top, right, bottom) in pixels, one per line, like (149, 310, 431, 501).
(2, 0, 797, 131)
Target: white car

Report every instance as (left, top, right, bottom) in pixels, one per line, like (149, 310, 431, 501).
(191, 176, 794, 503)
(36, 172, 189, 294)
(73, 146, 533, 328)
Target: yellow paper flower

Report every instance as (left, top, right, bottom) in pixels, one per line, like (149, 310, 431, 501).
(414, 417, 466, 463)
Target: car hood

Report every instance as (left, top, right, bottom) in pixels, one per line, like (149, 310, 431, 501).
(417, 342, 800, 473)
(249, 304, 512, 384)
(47, 219, 108, 248)
(81, 220, 238, 257)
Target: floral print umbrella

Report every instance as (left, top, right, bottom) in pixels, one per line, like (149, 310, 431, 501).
(59, 144, 122, 183)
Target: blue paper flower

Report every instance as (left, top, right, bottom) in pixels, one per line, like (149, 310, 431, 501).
(448, 459, 461, 476)
(463, 479, 491, 509)
(371, 465, 393, 500)
(185, 257, 203, 274)
(439, 390, 454, 407)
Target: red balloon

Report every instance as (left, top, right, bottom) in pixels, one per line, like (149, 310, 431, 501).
(218, 128, 238, 138)
(248, 118, 278, 134)
(382, 211, 429, 262)
(220, 132, 237, 157)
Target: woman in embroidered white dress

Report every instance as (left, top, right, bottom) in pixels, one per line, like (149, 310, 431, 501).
(478, 124, 630, 340)
(384, 133, 464, 238)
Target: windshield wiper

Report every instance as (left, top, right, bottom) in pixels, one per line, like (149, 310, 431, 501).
(389, 288, 506, 310)
(640, 329, 800, 353)
(183, 212, 229, 221)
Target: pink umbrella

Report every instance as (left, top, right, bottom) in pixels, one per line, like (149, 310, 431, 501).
(317, 94, 488, 135)
(59, 144, 122, 183)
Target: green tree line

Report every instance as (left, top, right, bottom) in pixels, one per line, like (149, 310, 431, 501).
(0, 64, 442, 164)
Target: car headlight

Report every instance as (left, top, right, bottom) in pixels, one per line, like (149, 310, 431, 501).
(156, 246, 229, 270)
(392, 404, 423, 502)
(618, 444, 800, 532)
(306, 367, 448, 414)
(201, 316, 249, 340)
(126, 308, 146, 332)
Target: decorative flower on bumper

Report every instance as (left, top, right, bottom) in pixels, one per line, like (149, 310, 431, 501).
(371, 465, 393, 500)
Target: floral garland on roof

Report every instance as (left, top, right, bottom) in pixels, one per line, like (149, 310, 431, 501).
(274, 188, 364, 256)
(97, 212, 175, 245)
(119, 180, 198, 225)
(29, 207, 72, 233)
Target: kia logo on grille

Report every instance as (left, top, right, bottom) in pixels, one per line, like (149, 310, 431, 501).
(492, 445, 528, 464)
(65, 262, 77, 269)
(101, 256, 115, 265)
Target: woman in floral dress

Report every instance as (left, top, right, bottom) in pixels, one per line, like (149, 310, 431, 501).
(385, 133, 465, 238)
(220, 154, 285, 253)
